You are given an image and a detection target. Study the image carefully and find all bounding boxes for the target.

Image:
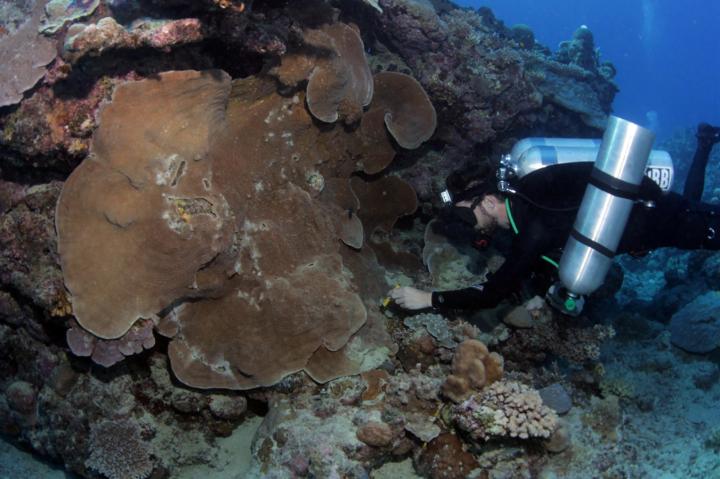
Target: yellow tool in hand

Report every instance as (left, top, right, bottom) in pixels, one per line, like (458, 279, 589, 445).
(381, 284, 401, 307)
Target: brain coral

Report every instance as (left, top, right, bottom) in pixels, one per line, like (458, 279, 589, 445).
(56, 22, 436, 389)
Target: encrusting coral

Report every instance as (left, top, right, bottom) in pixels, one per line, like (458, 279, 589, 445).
(63, 17, 205, 64)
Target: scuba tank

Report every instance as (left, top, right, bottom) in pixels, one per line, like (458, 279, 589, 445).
(501, 137, 674, 192)
(498, 117, 660, 315)
(558, 117, 655, 299)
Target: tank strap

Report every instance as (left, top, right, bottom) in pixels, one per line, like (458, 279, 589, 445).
(569, 228, 615, 258)
(589, 167, 641, 200)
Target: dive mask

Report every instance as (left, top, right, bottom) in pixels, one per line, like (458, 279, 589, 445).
(451, 205, 478, 227)
(450, 196, 483, 227)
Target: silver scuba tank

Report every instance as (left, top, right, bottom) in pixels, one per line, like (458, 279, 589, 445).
(558, 116, 656, 297)
(504, 137, 674, 192)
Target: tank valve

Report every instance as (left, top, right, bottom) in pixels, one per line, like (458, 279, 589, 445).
(546, 282, 585, 317)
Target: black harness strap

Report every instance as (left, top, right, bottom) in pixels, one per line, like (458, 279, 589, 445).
(589, 167, 641, 200)
(569, 228, 615, 258)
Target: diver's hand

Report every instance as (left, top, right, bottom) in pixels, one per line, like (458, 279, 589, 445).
(389, 287, 432, 310)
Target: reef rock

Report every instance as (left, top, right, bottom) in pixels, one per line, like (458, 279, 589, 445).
(670, 292, 720, 354)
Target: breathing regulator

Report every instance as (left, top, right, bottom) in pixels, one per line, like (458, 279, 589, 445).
(440, 115, 675, 316)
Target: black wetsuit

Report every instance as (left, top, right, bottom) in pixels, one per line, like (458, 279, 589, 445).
(431, 145, 720, 310)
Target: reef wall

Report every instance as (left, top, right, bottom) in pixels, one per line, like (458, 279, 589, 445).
(0, 0, 623, 477)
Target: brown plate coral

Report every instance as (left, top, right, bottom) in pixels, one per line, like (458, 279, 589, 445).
(56, 22, 437, 390)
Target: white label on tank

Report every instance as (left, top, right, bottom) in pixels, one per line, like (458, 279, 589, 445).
(645, 166, 672, 191)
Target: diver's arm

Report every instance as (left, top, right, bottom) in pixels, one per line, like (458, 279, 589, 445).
(430, 256, 530, 309)
(389, 252, 533, 311)
(431, 225, 545, 310)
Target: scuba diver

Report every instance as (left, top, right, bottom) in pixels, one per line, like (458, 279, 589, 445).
(388, 122, 720, 313)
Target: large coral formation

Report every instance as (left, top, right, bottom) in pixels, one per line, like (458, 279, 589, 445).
(56, 19, 436, 389)
(306, 23, 374, 124)
(270, 22, 373, 125)
(57, 70, 234, 340)
(351, 175, 419, 240)
(363, 71, 437, 150)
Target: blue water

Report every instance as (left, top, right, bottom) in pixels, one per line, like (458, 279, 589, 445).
(455, 0, 720, 140)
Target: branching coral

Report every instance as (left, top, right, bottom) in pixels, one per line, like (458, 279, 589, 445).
(453, 381, 558, 441)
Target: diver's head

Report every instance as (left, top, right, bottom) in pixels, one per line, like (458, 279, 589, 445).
(442, 163, 507, 230)
(452, 192, 509, 234)
(435, 167, 509, 249)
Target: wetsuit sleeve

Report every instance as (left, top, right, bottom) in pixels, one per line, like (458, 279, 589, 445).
(431, 223, 547, 310)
